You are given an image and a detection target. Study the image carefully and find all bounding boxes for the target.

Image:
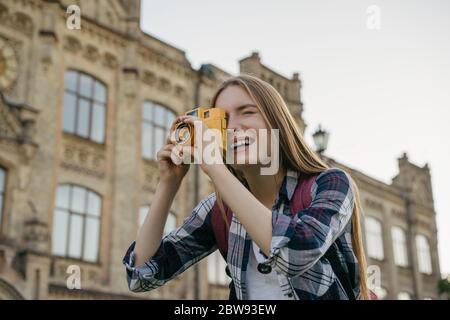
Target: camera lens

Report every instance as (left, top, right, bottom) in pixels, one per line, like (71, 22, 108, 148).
(174, 123, 191, 144)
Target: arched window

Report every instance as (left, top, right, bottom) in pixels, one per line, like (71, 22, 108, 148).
(52, 185, 102, 262)
(392, 226, 409, 267)
(0, 167, 5, 226)
(207, 250, 228, 286)
(365, 216, 384, 260)
(416, 234, 432, 274)
(141, 101, 176, 160)
(63, 70, 107, 143)
(138, 205, 176, 237)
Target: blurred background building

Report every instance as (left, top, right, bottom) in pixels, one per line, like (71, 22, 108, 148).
(0, 0, 442, 299)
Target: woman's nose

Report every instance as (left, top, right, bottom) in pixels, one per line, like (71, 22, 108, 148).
(226, 115, 242, 131)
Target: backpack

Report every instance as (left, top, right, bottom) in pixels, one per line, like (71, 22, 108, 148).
(210, 173, 359, 300)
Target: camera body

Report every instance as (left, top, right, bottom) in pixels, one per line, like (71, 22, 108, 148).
(173, 107, 227, 150)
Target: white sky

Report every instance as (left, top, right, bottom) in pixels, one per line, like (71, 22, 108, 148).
(140, 0, 450, 276)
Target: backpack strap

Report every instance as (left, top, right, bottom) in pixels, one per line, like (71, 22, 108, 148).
(289, 173, 317, 215)
(211, 199, 237, 300)
(211, 198, 232, 261)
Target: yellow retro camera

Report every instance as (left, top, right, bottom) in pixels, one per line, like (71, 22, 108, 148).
(173, 107, 227, 151)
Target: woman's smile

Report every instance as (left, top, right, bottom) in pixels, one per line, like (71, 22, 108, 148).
(230, 136, 255, 153)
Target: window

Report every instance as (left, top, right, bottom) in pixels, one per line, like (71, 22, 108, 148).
(63, 70, 107, 143)
(365, 216, 384, 260)
(138, 205, 176, 237)
(397, 291, 411, 300)
(416, 234, 432, 275)
(0, 167, 5, 226)
(392, 226, 409, 267)
(207, 250, 229, 286)
(52, 185, 102, 262)
(142, 101, 176, 160)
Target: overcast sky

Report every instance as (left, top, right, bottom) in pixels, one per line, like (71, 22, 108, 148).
(140, 0, 450, 276)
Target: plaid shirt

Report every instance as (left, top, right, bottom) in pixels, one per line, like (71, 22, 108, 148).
(123, 167, 360, 299)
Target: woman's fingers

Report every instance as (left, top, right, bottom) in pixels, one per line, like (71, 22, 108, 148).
(179, 115, 201, 125)
(170, 144, 185, 165)
(157, 149, 172, 161)
(169, 115, 188, 132)
(157, 150, 171, 160)
(157, 143, 176, 159)
(158, 149, 183, 165)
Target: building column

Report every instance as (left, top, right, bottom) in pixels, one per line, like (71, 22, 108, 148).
(405, 197, 422, 299)
(382, 209, 398, 299)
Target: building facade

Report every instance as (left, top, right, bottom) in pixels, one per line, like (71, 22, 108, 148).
(0, 0, 441, 299)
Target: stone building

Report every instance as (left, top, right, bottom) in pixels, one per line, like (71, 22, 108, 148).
(0, 0, 441, 299)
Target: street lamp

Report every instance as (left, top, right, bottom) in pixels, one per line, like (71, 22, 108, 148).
(312, 124, 329, 154)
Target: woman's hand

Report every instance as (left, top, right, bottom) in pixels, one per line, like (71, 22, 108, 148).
(156, 116, 190, 185)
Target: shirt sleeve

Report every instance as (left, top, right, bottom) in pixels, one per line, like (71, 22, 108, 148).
(259, 168, 355, 278)
(122, 193, 218, 292)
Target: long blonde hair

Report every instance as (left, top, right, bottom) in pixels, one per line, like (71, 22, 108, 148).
(210, 74, 369, 299)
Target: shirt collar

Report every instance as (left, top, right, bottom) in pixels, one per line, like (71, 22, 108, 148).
(278, 168, 300, 201)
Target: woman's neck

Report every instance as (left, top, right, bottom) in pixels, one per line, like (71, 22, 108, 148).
(242, 166, 286, 209)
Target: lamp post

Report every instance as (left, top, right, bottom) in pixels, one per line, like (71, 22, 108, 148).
(312, 124, 329, 155)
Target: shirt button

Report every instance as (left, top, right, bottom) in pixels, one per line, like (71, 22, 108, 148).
(287, 293, 293, 298)
(257, 263, 272, 274)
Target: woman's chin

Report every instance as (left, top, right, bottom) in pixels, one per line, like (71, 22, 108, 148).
(229, 156, 261, 170)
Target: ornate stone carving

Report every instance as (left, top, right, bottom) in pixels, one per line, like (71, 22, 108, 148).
(22, 201, 50, 255)
(158, 77, 171, 92)
(0, 93, 38, 144)
(8, 12, 34, 37)
(0, 106, 19, 139)
(0, 92, 39, 162)
(0, 37, 19, 91)
(83, 44, 100, 62)
(61, 136, 106, 179)
(102, 52, 118, 70)
(174, 85, 187, 100)
(391, 209, 406, 219)
(141, 70, 156, 86)
(63, 36, 82, 54)
(365, 198, 384, 212)
(63, 37, 119, 71)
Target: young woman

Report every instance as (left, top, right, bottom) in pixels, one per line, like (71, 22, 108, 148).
(123, 74, 369, 300)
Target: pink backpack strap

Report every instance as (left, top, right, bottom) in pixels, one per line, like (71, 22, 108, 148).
(289, 173, 319, 216)
(211, 199, 232, 260)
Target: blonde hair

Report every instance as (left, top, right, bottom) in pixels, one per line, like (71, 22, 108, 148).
(210, 74, 369, 299)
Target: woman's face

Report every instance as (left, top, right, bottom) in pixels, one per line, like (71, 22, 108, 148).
(214, 85, 273, 170)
